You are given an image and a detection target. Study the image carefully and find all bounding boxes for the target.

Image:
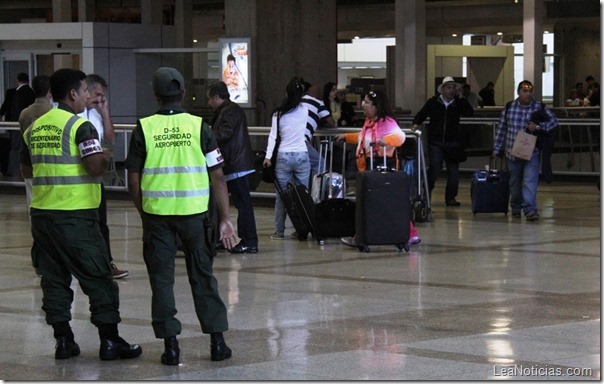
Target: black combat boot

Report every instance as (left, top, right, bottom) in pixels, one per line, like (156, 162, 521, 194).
(97, 323, 142, 360)
(161, 336, 180, 365)
(210, 332, 232, 361)
(53, 321, 80, 359)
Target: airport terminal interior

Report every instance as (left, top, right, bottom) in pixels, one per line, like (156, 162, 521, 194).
(0, 177, 600, 380)
(0, 0, 601, 381)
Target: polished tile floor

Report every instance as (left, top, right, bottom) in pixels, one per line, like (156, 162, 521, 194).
(0, 179, 600, 381)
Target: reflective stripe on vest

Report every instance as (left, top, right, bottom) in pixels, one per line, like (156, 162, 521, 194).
(25, 109, 101, 210)
(140, 113, 210, 215)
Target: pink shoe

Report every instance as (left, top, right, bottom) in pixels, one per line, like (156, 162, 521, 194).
(409, 235, 421, 246)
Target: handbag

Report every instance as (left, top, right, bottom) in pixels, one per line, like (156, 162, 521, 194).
(511, 130, 537, 161)
(261, 114, 281, 183)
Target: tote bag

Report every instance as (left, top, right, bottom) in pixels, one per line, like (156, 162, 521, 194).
(511, 131, 536, 161)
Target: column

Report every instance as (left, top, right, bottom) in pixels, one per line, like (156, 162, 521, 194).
(395, 0, 426, 114)
(174, 0, 193, 48)
(523, 0, 544, 100)
(77, 0, 95, 22)
(141, 0, 163, 25)
(52, 0, 71, 22)
(224, 0, 337, 126)
(52, 0, 73, 70)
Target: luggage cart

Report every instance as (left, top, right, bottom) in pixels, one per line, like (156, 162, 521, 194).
(400, 128, 432, 223)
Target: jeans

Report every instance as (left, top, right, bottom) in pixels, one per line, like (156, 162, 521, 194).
(507, 149, 540, 215)
(306, 141, 323, 181)
(226, 175, 258, 247)
(274, 151, 310, 234)
(428, 144, 459, 202)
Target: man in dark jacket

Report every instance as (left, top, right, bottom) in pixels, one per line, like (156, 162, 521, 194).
(2, 72, 35, 176)
(412, 76, 474, 206)
(207, 81, 258, 254)
(479, 81, 496, 106)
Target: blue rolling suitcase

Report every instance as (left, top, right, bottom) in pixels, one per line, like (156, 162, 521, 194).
(470, 157, 510, 215)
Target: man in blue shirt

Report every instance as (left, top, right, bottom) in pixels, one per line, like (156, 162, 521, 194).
(492, 80, 558, 221)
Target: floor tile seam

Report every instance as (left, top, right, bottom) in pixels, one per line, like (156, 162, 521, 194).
(417, 242, 600, 257)
(230, 253, 407, 272)
(395, 346, 600, 378)
(233, 269, 600, 297)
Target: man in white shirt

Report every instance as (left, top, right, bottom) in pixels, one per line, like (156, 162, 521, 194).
(78, 74, 128, 279)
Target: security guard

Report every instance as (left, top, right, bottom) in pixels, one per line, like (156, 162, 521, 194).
(19, 68, 142, 360)
(126, 67, 237, 365)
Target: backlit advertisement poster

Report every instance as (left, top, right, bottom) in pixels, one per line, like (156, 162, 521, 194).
(219, 38, 251, 107)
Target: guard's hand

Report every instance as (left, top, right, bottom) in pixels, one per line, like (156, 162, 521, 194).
(335, 134, 346, 142)
(411, 124, 418, 132)
(490, 151, 498, 159)
(263, 159, 271, 168)
(219, 220, 237, 250)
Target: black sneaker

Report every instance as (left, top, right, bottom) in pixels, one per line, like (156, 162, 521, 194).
(229, 242, 258, 254)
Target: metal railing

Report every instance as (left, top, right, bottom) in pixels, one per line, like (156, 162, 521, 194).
(1, 113, 599, 197)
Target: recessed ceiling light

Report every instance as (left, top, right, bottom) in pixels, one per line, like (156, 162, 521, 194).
(452, 33, 458, 37)
(193, 39, 198, 43)
(497, 32, 503, 36)
(354, 36, 360, 39)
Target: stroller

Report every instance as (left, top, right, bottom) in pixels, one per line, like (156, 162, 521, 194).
(399, 128, 432, 223)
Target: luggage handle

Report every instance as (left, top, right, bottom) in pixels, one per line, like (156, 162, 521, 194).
(326, 138, 347, 198)
(318, 139, 329, 174)
(488, 156, 507, 173)
(368, 141, 387, 170)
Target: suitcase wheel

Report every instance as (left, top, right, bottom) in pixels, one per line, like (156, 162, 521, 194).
(358, 245, 370, 253)
(412, 199, 430, 223)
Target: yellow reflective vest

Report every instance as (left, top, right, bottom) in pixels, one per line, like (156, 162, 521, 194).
(24, 108, 101, 210)
(139, 113, 210, 215)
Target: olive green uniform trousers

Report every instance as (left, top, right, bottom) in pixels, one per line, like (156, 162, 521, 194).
(141, 212, 228, 339)
(31, 209, 121, 326)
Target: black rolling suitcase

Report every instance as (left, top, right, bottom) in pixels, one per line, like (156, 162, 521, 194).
(313, 140, 356, 245)
(274, 178, 315, 240)
(355, 147, 410, 252)
(470, 157, 510, 215)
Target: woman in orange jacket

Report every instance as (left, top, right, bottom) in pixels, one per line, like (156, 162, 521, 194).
(336, 89, 421, 247)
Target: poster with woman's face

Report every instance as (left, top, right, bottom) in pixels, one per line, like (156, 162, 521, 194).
(220, 39, 250, 106)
